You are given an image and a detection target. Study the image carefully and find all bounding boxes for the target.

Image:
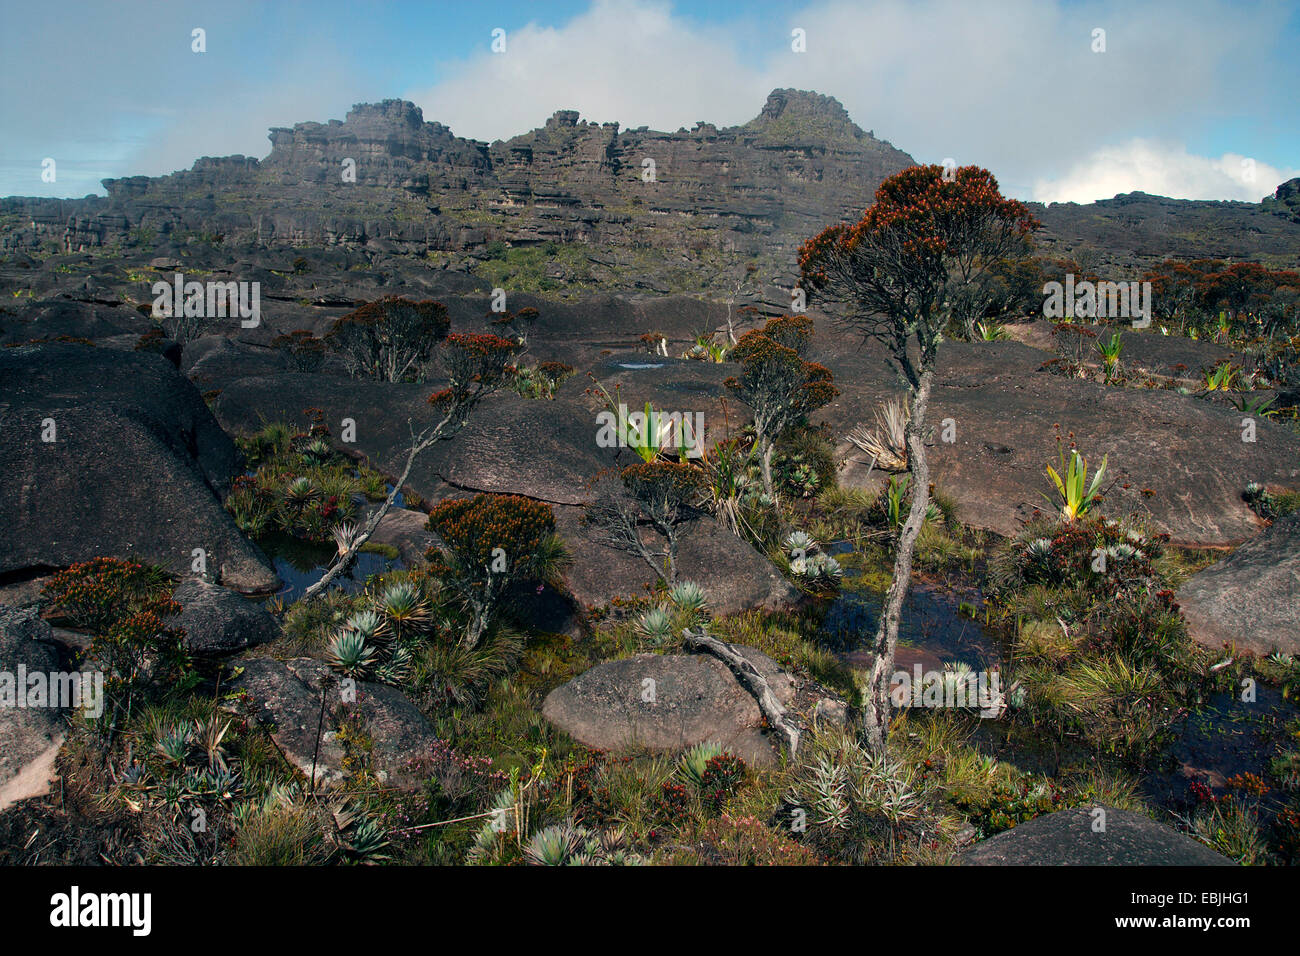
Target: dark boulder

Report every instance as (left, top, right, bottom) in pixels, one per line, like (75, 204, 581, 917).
(0, 343, 278, 593)
(234, 657, 440, 789)
(961, 806, 1232, 866)
(171, 578, 279, 655)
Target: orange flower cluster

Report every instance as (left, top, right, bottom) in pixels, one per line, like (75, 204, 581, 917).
(426, 493, 556, 573)
(41, 557, 175, 634)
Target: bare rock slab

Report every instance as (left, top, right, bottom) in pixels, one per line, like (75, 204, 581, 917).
(234, 657, 439, 789)
(0, 607, 66, 811)
(1178, 514, 1300, 656)
(961, 806, 1232, 866)
(541, 647, 793, 767)
(0, 343, 278, 593)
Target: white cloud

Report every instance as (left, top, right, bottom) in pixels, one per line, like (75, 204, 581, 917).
(1032, 140, 1300, 204)
(406, 0, 769, 141)
(404, 0, 1298, 204)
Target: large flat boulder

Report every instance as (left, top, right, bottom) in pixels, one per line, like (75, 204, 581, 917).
(1178, 514, 1300, 656)
(815, 328, 1300, 546)
(961, 806, 1233, 865)
(541, 648, 793, 767)
(0, 607, 66, 811)
(0, 343, 278, 593)
(234, 657, 440, 789)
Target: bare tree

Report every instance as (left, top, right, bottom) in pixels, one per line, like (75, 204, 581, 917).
(302, 332, 520, 601)
(583, 462, 705, 587)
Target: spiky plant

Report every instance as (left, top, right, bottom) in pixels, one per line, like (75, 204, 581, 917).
(344, 609, 389, 648)
(375, 580, 432, 640)
(193, 715, 232, 772)
(783, 530, 818, 558)
(301, 437, 334, 465)
(677, 742, 726, 789)
(325, 629, 376, 678)
(635, 606, 675, 647)
(334, 802, 391, 864)
(524, 822, 584, 866)
(282, 476, 321, 513)
(668, 581, 708, 618)
(154, 724, 189, 766)
(1043, 447, 1107, 522)
(846, 398, 910, 471)
(331, 522, 359, 557)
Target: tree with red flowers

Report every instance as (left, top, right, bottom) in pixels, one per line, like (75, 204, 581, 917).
(304, 331, 520, 600)
(799, 164, 1038, 752)
(724, 314, 838, 501)
(427, 493, 565, 648)
(327, 296, 451, 382)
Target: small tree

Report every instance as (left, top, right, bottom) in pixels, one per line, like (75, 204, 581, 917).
(271, 329, 329, 372)
(426, 493, 565, 648)
(302, 332, 520, 601)
(327, 296, 451, 382)
(723, 315, 838, 502)
(799, 164, 1038, 753)
(488, 307, 540, 349)
(584, 462, 706, 586)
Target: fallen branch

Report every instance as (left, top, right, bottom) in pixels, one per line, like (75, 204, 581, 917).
(302, 416, 448, 602)
(681, 627, 801, 756)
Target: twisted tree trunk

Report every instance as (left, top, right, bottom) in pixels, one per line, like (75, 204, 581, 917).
(682, 628, 801, 756)
(860, 368, 934, 753)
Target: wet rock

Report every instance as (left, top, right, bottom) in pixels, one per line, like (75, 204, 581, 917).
(171, 578, 279, 656)
(961, 806, 1232, 865)
(1178, 513, 1300, 656)
(541, 647, 793, 767)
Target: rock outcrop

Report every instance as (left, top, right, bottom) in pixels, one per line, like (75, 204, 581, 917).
(0, 342, 279, 592)
(0, 607, 66, 811)
(171, 578, 280, 655)
(0, 90, 916, 293)
(541, 647, 794, 766)
(961, 806, 1233, 866)
(1178, 513, 1300, 655)
(235, 657, 441, 789)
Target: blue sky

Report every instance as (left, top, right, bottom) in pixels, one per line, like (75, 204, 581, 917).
(2, 0, 1297, 203)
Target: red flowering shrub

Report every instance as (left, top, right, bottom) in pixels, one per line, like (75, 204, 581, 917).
(426, 494, 562, 647)
(41, 557, 174, 634)
(327, 296, 450, 382)
(724, 315, 837, 500)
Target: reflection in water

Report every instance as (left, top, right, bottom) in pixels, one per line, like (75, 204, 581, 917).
(258, 533, 402, 604)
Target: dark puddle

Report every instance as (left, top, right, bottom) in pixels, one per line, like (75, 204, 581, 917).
(823, 562, 1000, 671)
(258, 532, 402, 604)
(1144, 687, 1298, 815)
